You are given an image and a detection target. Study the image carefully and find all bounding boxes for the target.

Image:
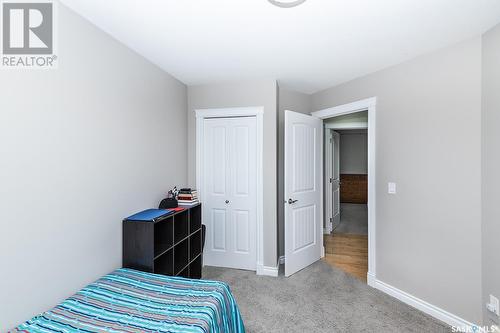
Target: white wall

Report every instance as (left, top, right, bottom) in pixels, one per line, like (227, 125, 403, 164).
(339, 131, 368, 174)
(277, 88, 311, 257)
(187, 80, 278, 267)
(0, 4, 187, 330)
(311, 37, 483, 324)
(481, 22, 500, 327)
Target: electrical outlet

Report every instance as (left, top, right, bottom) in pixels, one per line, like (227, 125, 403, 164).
(388, 182, 397, 194)
(487, 295, 500, 316)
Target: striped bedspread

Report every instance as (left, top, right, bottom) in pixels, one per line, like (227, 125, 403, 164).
(11, 268, 245, 333)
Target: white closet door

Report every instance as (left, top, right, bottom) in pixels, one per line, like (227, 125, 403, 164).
(203, 117, 257, 270)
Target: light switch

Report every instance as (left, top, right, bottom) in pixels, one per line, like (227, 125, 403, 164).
(388, 182, 397, 194)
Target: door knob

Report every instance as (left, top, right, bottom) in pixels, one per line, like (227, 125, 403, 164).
(288, 198, 298, 204)
(225, 200, 230, 204)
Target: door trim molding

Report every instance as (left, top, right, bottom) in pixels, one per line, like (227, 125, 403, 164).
(256, 263, 279, 277)
(311, 97, 377, 280)
(324, 129, 333, 234)
(195, 107, 264, 273)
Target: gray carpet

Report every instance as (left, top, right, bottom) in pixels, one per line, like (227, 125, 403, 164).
(335, 203, 368, 235)
(203, 261, 449, 333)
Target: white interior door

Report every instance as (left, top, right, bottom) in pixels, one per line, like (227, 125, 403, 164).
(203, 117, 257, 270)
(332, 131, 341, 229)
(284, 110, 322, 277)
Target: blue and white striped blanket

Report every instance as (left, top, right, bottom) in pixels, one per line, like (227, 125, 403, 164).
(11, 268, 245, 333)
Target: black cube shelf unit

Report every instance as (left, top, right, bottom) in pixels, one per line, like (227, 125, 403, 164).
(123, 204, 202, 279)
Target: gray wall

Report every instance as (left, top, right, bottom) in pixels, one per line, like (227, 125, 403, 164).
(277, 88, 311, 257)
(0, 4, 187, 330)
(339, 132, 368, 174)
(187, 80, 278, 267)
(311, 38, 483, 323)
(482, 23, 500, 327)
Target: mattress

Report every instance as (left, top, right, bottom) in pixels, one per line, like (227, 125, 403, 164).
(11, 268, 245, 333)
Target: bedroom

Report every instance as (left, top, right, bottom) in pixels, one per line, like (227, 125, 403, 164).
(1, 0, 499, 332)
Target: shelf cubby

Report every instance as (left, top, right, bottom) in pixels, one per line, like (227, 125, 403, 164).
(176, 266, 190, 279)
(189, 254, 202, 279)
(190, 229, 202, 261)
(190, 205, 202, 234)
(174, 210, 189, 243)
(154, 217, 173, 258)
(174, 238, 189, 274)
(154, 249, 174, 276)
(123, 203, 203, 279)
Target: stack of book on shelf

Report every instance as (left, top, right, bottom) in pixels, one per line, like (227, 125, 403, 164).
(178, 188, 199, 206)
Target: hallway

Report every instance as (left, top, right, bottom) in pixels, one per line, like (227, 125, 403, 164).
(324, 203, 368, 282)
(334, 203, 368, 235)
(323, 233, 368, 282)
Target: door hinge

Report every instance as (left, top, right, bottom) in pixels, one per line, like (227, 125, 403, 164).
(330, 218, 333, 223)
(329, 178, 333, 183)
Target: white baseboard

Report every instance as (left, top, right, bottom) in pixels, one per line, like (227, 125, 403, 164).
(256, 263, 279, 277)
(368, 275, 478, 329)
(367, 271, 376, 286)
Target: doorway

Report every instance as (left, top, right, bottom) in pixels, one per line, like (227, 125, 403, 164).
(323, 123, 368, 282)
(311, 98, 376, 284)
(279, 98, 376, 279)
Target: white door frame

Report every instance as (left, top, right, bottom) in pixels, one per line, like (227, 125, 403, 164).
(324, 129, 333, 234)
(311, 97, 377, 282)
(195, 107, 265, 274)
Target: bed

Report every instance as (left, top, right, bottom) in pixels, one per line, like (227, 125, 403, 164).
(11, 268, 245, 333)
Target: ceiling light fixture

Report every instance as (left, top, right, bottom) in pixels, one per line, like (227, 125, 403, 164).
(268, 0, 307, 8)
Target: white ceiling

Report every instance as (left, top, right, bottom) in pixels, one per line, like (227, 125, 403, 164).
(60, 0, 500, 94)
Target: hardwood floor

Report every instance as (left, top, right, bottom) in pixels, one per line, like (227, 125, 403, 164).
(323, 233, 368, 282)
